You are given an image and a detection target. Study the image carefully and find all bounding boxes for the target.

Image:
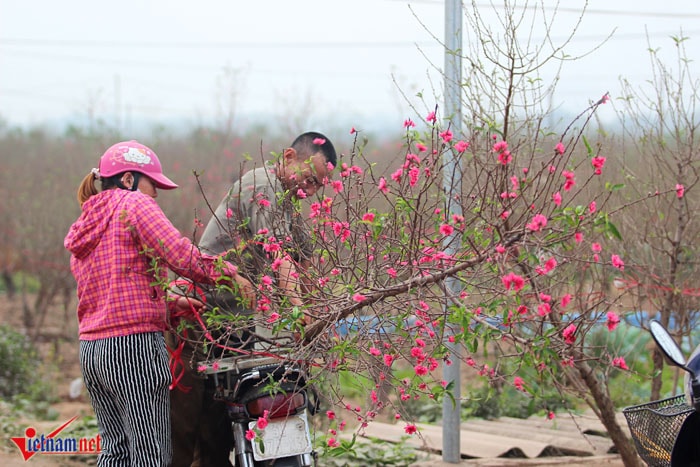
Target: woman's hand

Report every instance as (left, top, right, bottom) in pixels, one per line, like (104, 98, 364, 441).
(168, 295, 205, 320)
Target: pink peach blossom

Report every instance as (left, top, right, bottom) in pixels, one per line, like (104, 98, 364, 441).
(562, 324, 577, 344)
(611, 254, 625, 271)
(502, 272, 525, 291)
(493, 140, 508, 152)
(537, 303, 551, 316)
(414, 365, 428, 376)
(612, 357, 629, 370)
(439, 129, 453, 143)
(498, 151, 512, 165)
(677, 184, 685, 198)
(560, 294, 572, 309)
(439, 224, 454, 236)
(378, 177, 389, 194)
(353, 293, 367, 302)
(527, 214, 548, 232)
(591, 156, 606, 175)
(454, 140, 469, 152)
(552, 192, 562, 206)
(562, 170, 576, 191)
(514, 376, 525, 391)
(607, 311, 620, 331)
(266, 312, 280, 324)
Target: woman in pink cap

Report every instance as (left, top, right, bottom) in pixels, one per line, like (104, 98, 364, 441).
(65, 140, 255, 466)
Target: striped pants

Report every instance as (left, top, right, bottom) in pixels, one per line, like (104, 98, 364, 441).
(80, 333, 172, 467)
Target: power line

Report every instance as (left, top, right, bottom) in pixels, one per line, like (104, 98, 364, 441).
(391, 0, 700, 18)
(0, 38, 436, 49)
(0, 49, 396, 78)
(1, 49, 218, 70)
(560, 7, 700, 18)
(2, 27, 698, 51)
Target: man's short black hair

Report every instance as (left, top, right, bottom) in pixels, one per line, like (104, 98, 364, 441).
(291, 131, 337, 168)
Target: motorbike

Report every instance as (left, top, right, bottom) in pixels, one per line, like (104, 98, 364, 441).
(199, 350, 317, 467)
(623, 319, 700, 466)
(168, 279, 318, 467)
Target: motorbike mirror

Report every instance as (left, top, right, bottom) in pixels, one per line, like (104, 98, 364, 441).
(650, 320, 687, 368)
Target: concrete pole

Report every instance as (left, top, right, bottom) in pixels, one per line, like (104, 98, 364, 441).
(442, 0, 463, 463)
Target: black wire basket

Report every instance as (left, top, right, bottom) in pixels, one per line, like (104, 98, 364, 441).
(623, 395, 694, 466)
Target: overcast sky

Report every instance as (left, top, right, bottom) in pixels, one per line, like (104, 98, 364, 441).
(2, 0, 700, 132)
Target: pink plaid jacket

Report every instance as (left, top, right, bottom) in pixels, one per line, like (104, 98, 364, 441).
(65, 189, 234, 340)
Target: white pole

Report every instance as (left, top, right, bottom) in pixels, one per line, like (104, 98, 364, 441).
(442, 0, 463, 463)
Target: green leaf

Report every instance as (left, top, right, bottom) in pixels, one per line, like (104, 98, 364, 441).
(606, 220, 622, 240)
(582, 135, 594, 157)
(605, 182, 625, 192)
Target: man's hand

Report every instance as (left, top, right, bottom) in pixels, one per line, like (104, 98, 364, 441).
(300, 310, 314, 326)
(234, 274, 257, 310)
(288, 297, 314, 326)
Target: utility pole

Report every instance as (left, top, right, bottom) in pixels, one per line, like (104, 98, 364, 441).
(442, 0, 463, 463)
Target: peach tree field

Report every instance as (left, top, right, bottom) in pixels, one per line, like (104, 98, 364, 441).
(1, 4, 700, 467)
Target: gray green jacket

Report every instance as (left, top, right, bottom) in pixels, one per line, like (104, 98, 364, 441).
(198, 166, 311, 315)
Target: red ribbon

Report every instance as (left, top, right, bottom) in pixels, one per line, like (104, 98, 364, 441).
(167, 279, 208, 392)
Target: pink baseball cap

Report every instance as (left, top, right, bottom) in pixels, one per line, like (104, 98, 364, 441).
(99, 140, 178, 190)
